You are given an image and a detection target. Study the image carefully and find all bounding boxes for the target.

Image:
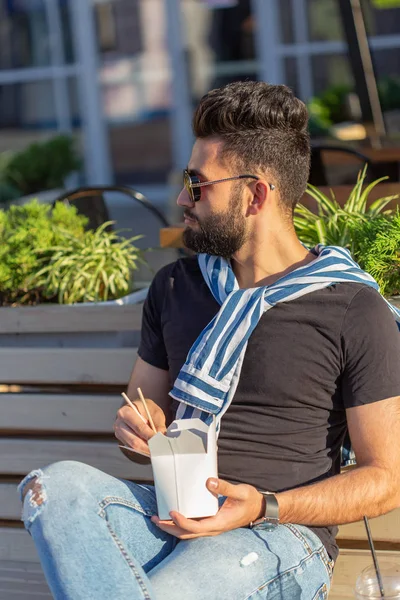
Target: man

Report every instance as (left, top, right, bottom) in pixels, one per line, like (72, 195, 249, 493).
(20, 82, 400, 600)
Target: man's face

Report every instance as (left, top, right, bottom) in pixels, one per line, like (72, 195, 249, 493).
(177, 138, 249, 258)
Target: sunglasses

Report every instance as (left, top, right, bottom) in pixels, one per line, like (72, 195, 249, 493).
(183, 169, 275, 203)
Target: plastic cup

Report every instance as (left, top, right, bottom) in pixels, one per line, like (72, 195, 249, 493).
(355, 562, 400, 599)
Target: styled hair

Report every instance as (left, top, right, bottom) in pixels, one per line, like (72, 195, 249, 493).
(192, 81, 310, 215)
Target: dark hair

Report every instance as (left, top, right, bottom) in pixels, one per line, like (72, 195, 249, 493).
(192, 81, 310, 215)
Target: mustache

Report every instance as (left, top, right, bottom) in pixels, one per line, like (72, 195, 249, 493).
(183, 210, 198, 222)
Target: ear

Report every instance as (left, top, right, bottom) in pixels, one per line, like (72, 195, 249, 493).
(246, 180, 270, 216)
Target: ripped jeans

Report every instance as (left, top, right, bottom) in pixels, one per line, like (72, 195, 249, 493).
(19, 461, 333, 600)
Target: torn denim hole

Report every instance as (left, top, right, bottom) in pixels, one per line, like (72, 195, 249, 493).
(18, 469, 48, 527)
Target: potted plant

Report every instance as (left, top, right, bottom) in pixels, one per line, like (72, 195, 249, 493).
(351, 213, 400, 299)
(0, 135, 80, 206)
(294, 167, 400, 305)
(0, 199, 149, 348)
(0, 199, 148, 306)
(0, 152, 21, 204)
(294, 167, 398, 249)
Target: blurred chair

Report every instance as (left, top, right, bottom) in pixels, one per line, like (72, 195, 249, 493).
(53, 186, 185, 277)
(310, 144, 375, 186)
(53, 185, 171, 231)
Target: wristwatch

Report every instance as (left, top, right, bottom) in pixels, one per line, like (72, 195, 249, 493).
(249, 492, 279, 530)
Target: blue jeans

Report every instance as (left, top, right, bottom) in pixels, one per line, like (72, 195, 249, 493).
(19, 461, 334, 600)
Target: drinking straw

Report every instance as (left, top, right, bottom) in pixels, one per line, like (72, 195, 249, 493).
(363, 516, 385, 597)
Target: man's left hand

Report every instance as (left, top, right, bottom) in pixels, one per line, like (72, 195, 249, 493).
(151, 478, 265, 539)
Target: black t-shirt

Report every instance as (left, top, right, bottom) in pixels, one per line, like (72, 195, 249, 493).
(138, 256, 400, 561)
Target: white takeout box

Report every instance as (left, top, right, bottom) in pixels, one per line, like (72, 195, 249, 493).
(148, 417, 218, 520)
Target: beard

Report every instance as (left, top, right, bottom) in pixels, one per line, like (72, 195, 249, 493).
(182, 188, 248, 258)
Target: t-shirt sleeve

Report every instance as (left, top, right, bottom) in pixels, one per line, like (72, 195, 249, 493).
(341, 286, 400, 408)
(137, 264, 172, 371)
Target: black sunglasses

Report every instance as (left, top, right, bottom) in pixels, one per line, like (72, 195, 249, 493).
(183, 169, 275, 203)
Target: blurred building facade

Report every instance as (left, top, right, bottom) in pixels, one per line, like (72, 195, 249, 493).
(0, 0, 399, 206)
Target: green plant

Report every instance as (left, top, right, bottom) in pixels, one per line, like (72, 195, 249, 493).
(0, 151, 20, 203)
(307, 98, 333, 129)
(308, 84, 353, 126)
(352, 212, 400, 296)
(0, 199, 147, 306)
(0, 200, 88, 305)
(307, 99, 333, 137)
(3, 135, 80, 197)
(308, 77, 400, 133)
(294, 166, 399, 250)
(378, 76, 400, 113)
(31, 222, 146, 304)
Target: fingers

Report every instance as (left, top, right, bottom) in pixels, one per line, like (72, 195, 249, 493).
(113, 419, 151, 455)
(121, 399, 167, 434)
(137, 398, 167, 433)
(114, 398, 167, 457)
(152, 411, 167, 434)
(151, 516, 218, 539)
(116, 405, 155, 441)
(168, 512, 220, 534)
(206, 478, 249, 501)
(119, 445, 150, 458)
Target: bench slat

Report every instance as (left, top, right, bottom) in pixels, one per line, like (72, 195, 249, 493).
(0, 348, 136, 385)
(0, 393, 121, 434)
(0, 483, 20, 520)
(0, 558, 51, 599)
(0, 439, 152, 481)
(337, 509, 400, 543)
(0, 579, 51, 598)
(0, 529, 41, 563)
(0, 304, 142, 334)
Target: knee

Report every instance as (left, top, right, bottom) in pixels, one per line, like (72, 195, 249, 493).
(21, 477, 43, 503)
(19, 461, 99, 528)
(19, 461, 96, 506)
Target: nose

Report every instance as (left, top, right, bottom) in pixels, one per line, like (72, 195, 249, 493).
(177, 187, 194, 208)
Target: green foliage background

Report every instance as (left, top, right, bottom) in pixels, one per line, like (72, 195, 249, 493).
(294, 167, 397, 249)
(0, 136, 80, 202)
(352, 214, 400, 296)
(294, 168, 400, 297)
(0, 200, 146, 305)
(307, 76, 400, 134)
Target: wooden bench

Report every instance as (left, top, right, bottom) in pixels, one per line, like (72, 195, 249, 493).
(0, 304, 399, 598)
(0, 303, 152, 598)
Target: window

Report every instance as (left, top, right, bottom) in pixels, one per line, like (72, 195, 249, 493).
(0, 0, 50, 69)
(311, 54, 354, 96)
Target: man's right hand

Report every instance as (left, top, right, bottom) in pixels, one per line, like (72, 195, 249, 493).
(114, 398, 167, 456)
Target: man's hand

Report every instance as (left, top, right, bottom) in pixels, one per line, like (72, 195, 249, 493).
(151, 478, 265, 539)
(114, 398, 167, 456)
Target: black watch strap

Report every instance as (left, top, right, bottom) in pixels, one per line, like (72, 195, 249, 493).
(250, 492, 279, 529)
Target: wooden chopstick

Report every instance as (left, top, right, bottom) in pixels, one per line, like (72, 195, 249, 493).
(137, 387, 157, 434)
(121, 390, 157, 434)
(119, 392, 153, 457)
(121, 392, 147, 424)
